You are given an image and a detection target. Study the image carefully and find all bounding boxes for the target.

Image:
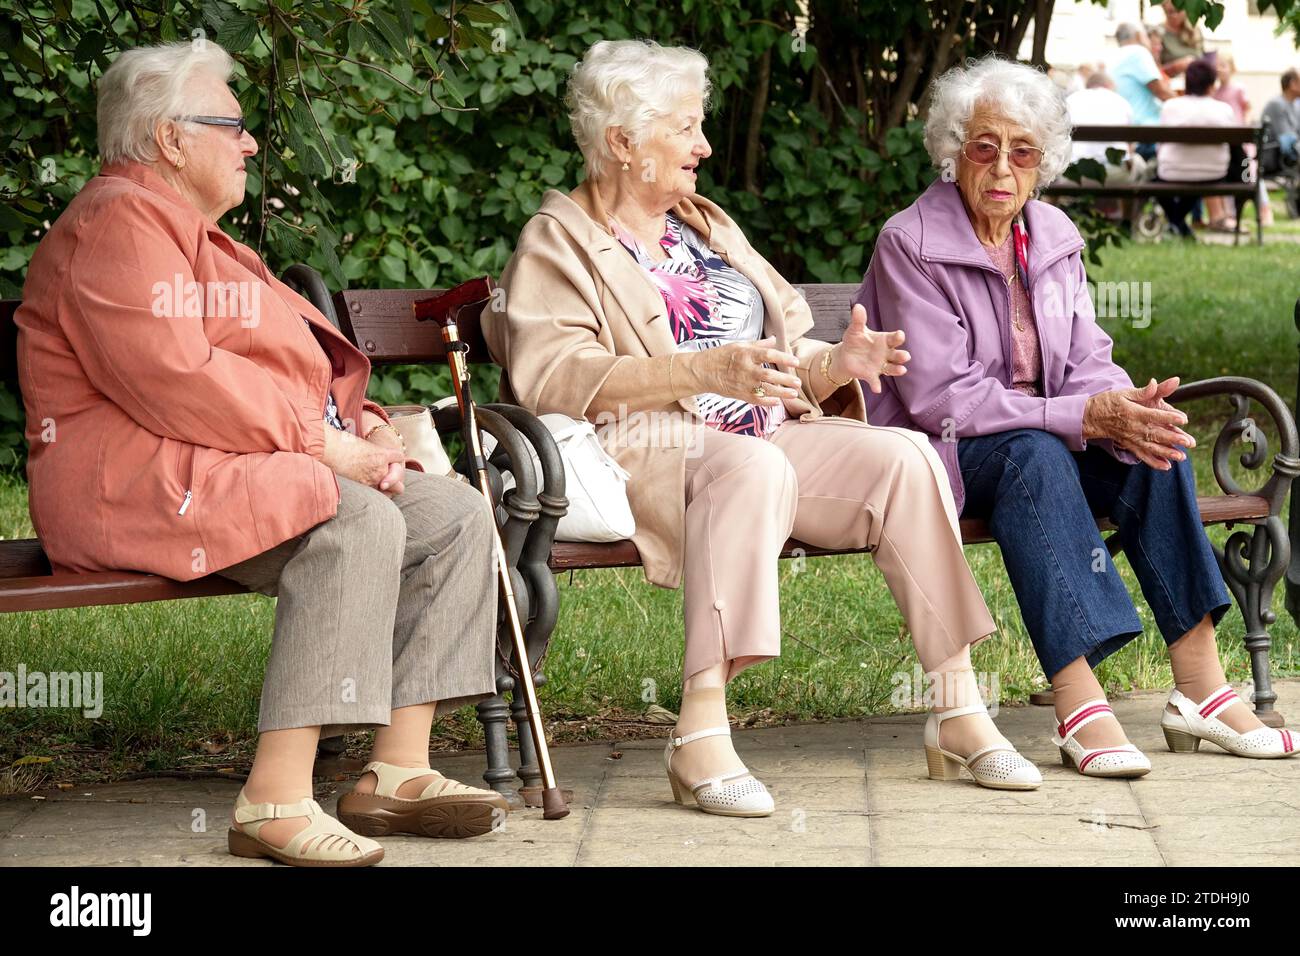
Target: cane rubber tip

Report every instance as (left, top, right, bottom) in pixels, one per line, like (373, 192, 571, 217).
(541, 788, 570, 820)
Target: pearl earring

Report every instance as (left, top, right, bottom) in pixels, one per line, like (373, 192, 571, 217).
(621, 161, 630, 171)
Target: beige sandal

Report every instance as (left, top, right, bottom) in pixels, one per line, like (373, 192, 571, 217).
(227, 789, 384, 867)
(336, 761, 509, 839)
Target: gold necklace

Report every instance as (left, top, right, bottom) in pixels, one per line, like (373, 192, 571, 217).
(1005, 269, 1026, 332)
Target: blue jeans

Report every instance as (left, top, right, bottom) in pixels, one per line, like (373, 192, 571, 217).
(957, 429, 1231, 680)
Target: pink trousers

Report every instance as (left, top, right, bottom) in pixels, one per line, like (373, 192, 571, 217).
(681, 417, 996, 683)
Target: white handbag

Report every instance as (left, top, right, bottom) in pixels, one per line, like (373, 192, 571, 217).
(382, 405, 458, 478)
(495, 413, 636, 542)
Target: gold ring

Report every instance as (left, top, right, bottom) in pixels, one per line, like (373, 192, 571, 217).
(753, 385, 766, 398)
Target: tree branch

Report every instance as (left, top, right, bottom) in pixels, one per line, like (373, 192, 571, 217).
(743, 44, 772, 195)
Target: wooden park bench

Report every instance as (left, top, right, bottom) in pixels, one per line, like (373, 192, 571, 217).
(1043, 124, 1265, 244)
(332, 275, 1297, 729)
(1, 268, 1295, 801)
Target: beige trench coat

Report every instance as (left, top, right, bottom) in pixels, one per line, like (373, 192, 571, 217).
(482, 181, 866, 589)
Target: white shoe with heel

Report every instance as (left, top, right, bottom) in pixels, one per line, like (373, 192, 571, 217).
(1161, 685, 1298, 758)
(923, 705, 1042, 790)
(664, 726, 775, 817)
(1052, 699, 1150, 778)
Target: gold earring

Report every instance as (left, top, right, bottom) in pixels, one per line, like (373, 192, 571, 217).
(175, 155, 186, 169)
(621, 161, 630, 171)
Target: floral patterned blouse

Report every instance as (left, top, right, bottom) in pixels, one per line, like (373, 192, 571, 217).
(610, 213, 786, 439)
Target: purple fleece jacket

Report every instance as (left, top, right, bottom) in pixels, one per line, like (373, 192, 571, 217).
(853, 178, 1136, 513)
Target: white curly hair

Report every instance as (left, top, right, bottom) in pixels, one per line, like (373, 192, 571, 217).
(564, 39, 712, 180)
(923, 56, 1073, 192)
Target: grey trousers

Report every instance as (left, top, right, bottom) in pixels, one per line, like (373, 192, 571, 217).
(218, 468, 499, 736)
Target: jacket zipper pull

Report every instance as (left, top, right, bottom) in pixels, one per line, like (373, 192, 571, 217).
(178, 490, 193, 516)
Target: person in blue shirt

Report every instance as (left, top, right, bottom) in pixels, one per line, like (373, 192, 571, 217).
(1261, 68, 1300, 162)
(1109, 22, 1176, 159)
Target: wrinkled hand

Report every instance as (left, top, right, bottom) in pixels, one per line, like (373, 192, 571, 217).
(834, 304, 910, 394)
(1083, 377, 1196, 471)
(690, 336, 801, 407)
(322, 423, 407, 495)
(364, 426, 408, 496)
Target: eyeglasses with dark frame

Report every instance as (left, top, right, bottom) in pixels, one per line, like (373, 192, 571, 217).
(175, 114, 247, 136)
(961, 139, 1044, 169)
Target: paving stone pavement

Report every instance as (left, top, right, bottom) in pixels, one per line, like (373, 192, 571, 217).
(3, 680, 1298, 867)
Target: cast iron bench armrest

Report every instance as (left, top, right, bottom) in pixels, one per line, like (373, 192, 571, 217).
(1168, 376, 1300, 510)
(1166, 375, 1299, 722)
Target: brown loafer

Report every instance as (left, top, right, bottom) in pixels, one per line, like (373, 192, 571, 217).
(336, 761, 509, 839)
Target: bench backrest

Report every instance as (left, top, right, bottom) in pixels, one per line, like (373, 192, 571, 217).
(0, 281, 859, 408)
(338, 282, 858, 368)
(1, 300, 17, 393)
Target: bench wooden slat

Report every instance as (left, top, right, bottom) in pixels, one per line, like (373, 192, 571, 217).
(1046, 182, 1257, 197)
(336, 289, 493, 365)
(796, 283, 856, 344)
(1070, 124, 1258, 144)
(337, 283, 860, 365)
(0, 570, 248, 612)
(547, 494, 1270, 571)
(0, 538, 51, 577)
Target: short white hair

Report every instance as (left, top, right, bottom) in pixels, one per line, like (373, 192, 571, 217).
(565, 39, 712, 180)
(923, 56, 1073, 192)
(97, 41, 235, 164)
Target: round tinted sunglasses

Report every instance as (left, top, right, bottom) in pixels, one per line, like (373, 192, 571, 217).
(962, 140, 1044, 169)
(176, 114, 247, 136)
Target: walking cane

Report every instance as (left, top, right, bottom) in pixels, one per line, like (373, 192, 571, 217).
(414, 280, 569, 820)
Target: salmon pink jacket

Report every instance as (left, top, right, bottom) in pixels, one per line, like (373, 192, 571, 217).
(853, 179, 1136, 513)
(16, 160, 403, 580)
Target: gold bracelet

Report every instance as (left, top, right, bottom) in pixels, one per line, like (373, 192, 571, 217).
(820, 345, 853, 388)
(364, 422, 406, 453)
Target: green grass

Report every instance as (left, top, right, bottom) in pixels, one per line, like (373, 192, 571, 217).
(3, 239, 1300, 779)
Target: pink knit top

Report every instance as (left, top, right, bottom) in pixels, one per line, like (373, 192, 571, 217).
(984, 234, 1042, 397)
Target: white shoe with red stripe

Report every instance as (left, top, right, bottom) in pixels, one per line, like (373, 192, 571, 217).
(1052, 699, 1151, 778)
(1161, 685, 1299, 758)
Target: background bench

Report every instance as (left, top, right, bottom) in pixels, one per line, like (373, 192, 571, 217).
(1043, 124, 1264, 245)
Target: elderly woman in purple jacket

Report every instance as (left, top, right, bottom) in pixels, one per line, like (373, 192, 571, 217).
(856, 56, 1299, 777)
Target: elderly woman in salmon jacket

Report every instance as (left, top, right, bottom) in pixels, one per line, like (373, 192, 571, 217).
(486, 39, 1044, 817)
(16, 41, 508, 867)
(856, 56, 1299, 779)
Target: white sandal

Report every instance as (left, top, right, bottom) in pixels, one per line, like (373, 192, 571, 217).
(1052, 699, 1151, 778)
(1162, 685, 1299, 758)
(664, 727, 774, 817)
(227, 788, 384, 867)
(923, 705, 1041, 790)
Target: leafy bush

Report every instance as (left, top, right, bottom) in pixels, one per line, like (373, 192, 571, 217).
(6, 0, 1229, 472)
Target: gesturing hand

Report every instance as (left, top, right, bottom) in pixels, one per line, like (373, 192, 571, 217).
(834, 304, 910, 394)
(693, 336, 801, 407)
(1083, 377, 1196, 471)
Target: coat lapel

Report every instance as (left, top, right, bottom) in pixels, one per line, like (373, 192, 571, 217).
(544, 182, 804, 416)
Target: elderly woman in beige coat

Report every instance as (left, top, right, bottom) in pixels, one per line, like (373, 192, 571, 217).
(485, 40, 1042, 814)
